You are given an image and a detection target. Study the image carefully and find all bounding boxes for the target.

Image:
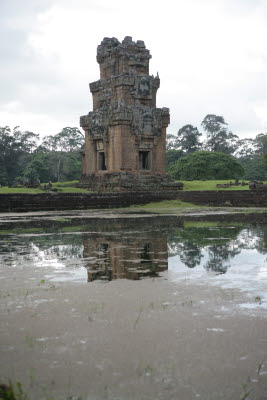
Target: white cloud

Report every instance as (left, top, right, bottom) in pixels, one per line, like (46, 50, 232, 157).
(0, 0, 267, 138)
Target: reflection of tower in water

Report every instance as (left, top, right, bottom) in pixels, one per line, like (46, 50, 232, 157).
(83, 235, 168, 282)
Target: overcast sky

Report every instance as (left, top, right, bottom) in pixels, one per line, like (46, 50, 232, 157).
(1, 0, 267, 139)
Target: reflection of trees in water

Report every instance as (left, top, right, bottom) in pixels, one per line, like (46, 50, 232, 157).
(234, 227, 267, 254)
(1, 223, 266, 277)
(1, 233, 84, 266)
(204, 243, 240, 274)
(40, 244, 84, 260)
(168, 225, 266, 274)
(29, 233, 84, 262)
(0, 228, 168, 281)
(168, 239, 203, 268)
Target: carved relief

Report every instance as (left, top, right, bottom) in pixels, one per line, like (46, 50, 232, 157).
(86, 111, 109, 138)
(143, 110, 153, 134)
(138, 76, 151, 97)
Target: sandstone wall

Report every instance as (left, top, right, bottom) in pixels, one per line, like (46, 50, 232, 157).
(0, 191, 266, 212)
(80, 36, 170, 188)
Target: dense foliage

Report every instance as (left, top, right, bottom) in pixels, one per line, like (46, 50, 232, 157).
(240, 156, 267, 181)
(169, 151, 244, 180)
(0, 112, 266, 186)
(0, 126, 83, 185)
(166, 114, 267, 180)
(22, 152, 81, 183)
(166, 149, 184, 169)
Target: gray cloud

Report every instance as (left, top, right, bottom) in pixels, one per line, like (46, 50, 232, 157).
(0, 0, 266, 138)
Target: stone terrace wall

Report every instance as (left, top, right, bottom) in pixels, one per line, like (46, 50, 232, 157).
(0, 190, 267, 212)
(178, 190, 267, 207)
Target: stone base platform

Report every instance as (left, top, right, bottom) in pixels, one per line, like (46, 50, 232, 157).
(78, 172, 183, 192)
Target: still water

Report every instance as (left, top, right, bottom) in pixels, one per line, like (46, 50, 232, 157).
(1, 218, 267, 399)
(1, 221, 266, 305)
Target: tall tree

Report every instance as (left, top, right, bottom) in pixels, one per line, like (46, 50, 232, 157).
(38, 127, 84, 153)
(20, 131, 40, 153)
(166, 134, 178, 150)
(176, 124, 202, 154)
(254, 133, 267, 156)
(38, 135, 57, 152)
(235, 138, 256, 159)
(201, 114, 238, 154)
(261, 136, 267, 170)
(55, 127, 84, 152)
(22, 152, 81, 183)
(0, 126, 33, 185)
(240, 156, 267, 180)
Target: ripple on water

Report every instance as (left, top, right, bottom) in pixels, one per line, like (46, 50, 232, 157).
(0, 223, 266, 309)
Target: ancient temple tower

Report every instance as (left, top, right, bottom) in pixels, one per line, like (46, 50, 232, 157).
(80, 36, 178, 190)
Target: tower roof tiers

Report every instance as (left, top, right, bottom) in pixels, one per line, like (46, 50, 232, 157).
(90, 73, 160, 110)
(97, 36, 151, 79)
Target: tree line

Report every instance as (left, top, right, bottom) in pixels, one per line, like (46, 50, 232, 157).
(0, 126, 84, 186)
(167, 114, 267, 180)
(1, 113, 266, 186)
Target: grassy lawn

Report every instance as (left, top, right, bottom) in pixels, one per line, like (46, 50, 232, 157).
(181, 180, 261, 191)
(0, 182, 89, 194)
(134, 200, 198, 209)
(50, 180, 79, 186)
(129, 200, 200, 213)
(0, 180, 265, 194)
(129, 200, 267, 214)
(183, 221, 246, 228)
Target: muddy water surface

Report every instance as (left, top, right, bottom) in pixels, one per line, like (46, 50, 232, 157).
(0, 218, 267, 399)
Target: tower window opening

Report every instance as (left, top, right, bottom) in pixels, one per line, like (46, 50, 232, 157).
(139, 151, 151, 170)
(98, 152, 106, 171)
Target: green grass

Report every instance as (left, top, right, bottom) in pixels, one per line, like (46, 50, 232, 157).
(50, 180, 79, 186)
(129, 199, 199, 213)
(184, 221, 246, 228)
(0, 227, 45, 235)
(0, 186, 43, 193)
(180, 180, 258, 191)
(55, 186, 89, 193)
(0, 185, 89, 194)
(60, 225, 87, 232)
(0, 381, 28, 400)
(0, 179, 266, 194)
(184, 221, 220, 228)
(0, 380, 84, 400)
(138, 200, 197, 208)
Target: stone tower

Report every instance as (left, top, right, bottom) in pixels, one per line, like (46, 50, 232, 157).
(80, 36, 178, 191)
